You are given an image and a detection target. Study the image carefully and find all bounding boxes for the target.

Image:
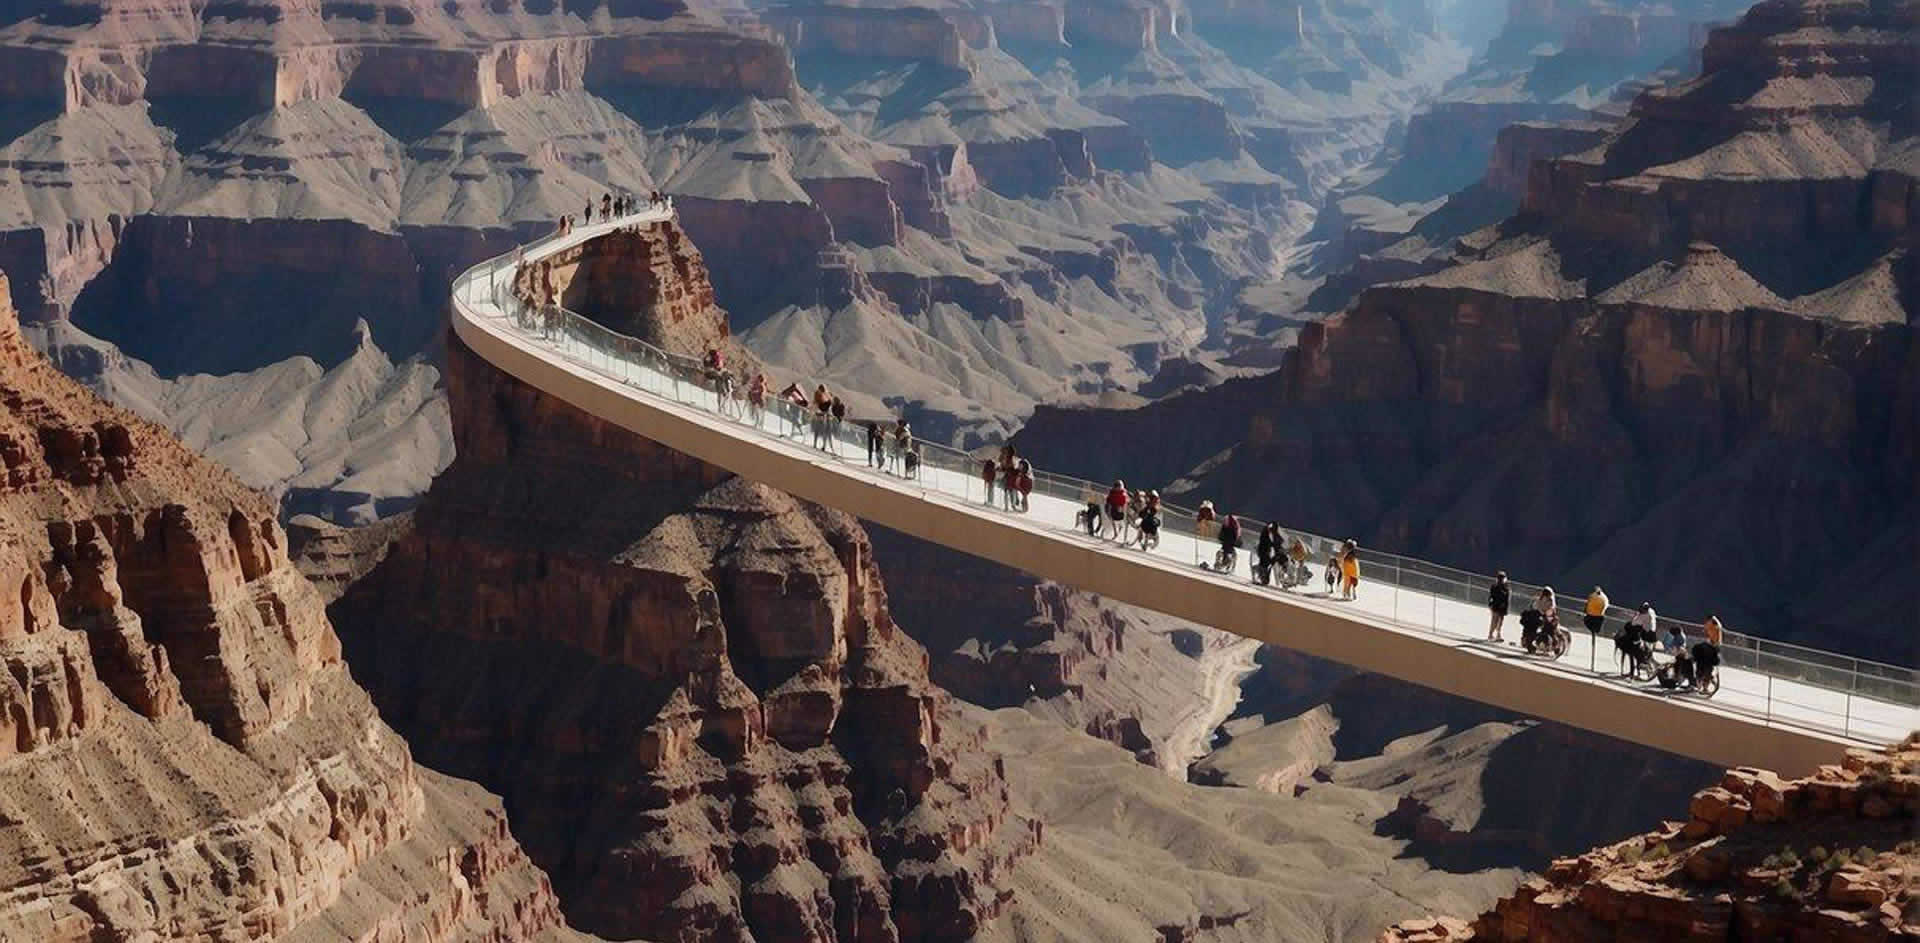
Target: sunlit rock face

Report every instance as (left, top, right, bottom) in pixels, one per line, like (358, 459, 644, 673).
(0, 269, 583, 942)
(330, 313, 1040, 939)
(1013, 0, 1919, 657)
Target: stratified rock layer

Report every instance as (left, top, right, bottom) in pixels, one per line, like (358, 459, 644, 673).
(331, 288, 1038, 939)
(0, 267, 584, 942)
(1381, 737, 1920, 942)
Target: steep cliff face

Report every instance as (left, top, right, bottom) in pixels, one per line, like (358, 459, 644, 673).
(329, 327, 1039, 939)
(1018, 0, 1919, 656)
(0, 269, 583, 941)
(1382, 737, 1920, 942)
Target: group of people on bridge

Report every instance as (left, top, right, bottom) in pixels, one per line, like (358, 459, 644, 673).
(554, 190, 669, 236)
(700, 347, 923, 478)
(1486, 575, 1725, 694)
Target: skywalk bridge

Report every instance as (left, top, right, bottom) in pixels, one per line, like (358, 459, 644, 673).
(450, 210, 1918, 776)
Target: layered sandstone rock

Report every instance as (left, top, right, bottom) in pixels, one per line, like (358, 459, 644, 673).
(1382, 737, 1920, 942)
(330, 310, 1038, 939)
(0, 269, 583, 941)
(1017, 0, 1919, 654)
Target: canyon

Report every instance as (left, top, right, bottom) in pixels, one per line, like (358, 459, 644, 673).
(0, 0, 1909, 938)
(1014, 0, 1918, 659)
(0, 269, 582, 940)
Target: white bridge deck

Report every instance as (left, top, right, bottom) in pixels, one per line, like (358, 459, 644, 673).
(451, 212, 1918, 776)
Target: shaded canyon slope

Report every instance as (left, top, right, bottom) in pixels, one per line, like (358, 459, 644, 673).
(0, 267, 585, 941)
(1016, 0, 1920, 658)
(1383, 736, 1920, 942)
(329, 224, 1040, 941)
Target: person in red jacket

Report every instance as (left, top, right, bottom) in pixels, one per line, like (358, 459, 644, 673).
(1104, 480, 1129, 538)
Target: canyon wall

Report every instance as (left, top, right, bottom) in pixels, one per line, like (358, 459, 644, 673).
(1018, 0, 1919, 657)
(330, 236, 1038, 939)
(0, 268, 584, 941)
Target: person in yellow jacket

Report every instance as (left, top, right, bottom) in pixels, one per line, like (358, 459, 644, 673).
(1340, 544, 1360, 600)
(1584, 586, 1609, 637)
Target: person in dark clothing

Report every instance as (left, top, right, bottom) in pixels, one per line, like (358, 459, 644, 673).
(1487, 572, 1511, 642)
(1253, 523, 1278, 584)
(585, 201, 594, 223)
(866, 421, 883, 468)
(982, 458, 997, 504)
(602, 193, 612, 218)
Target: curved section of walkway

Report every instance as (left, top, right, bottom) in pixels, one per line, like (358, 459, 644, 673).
(450, 215, 1918, 777)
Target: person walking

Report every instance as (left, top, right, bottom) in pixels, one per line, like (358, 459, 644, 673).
(1584, 586, 1609, 638)
(981, 458, 998, 504)
(829, 397, 847, 455)
(1339, 544, 1360, 600)
(891, 421, 913, 474)
(601, 193, 612, 219)
(1287, 536, 1309, 587)
(1104, 480, 1129, 539)
(1487, 571, 1511, 642)
(747, 372, 766, 426)
(866, 421, 884, 468)
(1080, 482, 1102, 536)
(585, 201, 594, 224)
(1254, 523, 1278, 585)
(811, 385, 831, 450)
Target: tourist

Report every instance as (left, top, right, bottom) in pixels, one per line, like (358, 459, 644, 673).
(998, 447, 1019, 511)
(1629, 602, 1657, 644)
(747, 372, 766, 425)
(1615, 613, 1649, 676)
(1340, 543, 1360, 600)
(1584, 586, 1609, 639)
(1079, 482, 1102, 536)
(1014, 458, 1033, 512)
(1136, 490, 1160, 549)
(1287, 536, 1309, 587)
(585, 201, 594, 224)
(1254, 523, 1277, 585)
(601, 193, 612, 219)
(1324, 552, 1340, 595)
(829, 396, 847, 454)
(1217, 514, 1242, 572)
(982, 457, 998, 504)
(1703, 614, 1724, 646)
(1534, 585, 1557, 624)
(1104, 480, 1129, 538)
(1488, 571, 1511, 642)
(892, 421, 913, 475)
(1662, 621, 1687, 656)
(812, 385, 832, 450)
(1195, 500, 1217, 540)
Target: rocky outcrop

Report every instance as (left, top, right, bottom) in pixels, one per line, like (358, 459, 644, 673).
(0, 269, 583, 941)
(1382, 737, 1920, 942)
(520, 215, 731, 357)
(1017, 0, 1920, 655)
(331, 296, 1038, 938)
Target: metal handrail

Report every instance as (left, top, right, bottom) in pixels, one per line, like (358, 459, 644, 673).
(449, 215, 1920, 738)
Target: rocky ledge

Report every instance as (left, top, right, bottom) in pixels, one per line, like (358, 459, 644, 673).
(0, 267, 583, 941)
(1383, 736, 1920, 942)
(332, 237, 1038, 939)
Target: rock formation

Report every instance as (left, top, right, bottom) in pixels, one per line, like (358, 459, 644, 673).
(1015, 0, 1919, 656)
(330, 237, 1038, 940)
(0, 267, 583, 941)
(1381, 735, 1920, 942)
(0, 0, 1479, 512)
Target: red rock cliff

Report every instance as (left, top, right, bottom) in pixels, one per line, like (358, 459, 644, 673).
(1382, 736, 1920, 942)
(0, 268, 584, 941)
(330, 319, 1039, 939)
